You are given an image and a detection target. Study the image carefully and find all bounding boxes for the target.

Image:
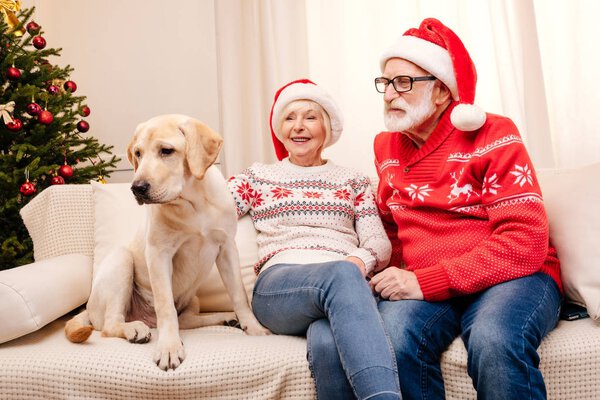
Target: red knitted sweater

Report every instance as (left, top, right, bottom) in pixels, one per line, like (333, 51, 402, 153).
(374, 104, 562, 301)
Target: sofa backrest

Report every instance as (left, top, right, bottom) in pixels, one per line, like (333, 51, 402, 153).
(20, 184, 95, 261)
(20, 182, 259, 313)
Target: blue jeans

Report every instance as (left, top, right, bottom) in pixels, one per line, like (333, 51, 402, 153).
(252, 261, 401, 400)
(378, 272, 562, 400)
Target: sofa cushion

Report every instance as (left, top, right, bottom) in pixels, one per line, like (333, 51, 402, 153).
(0, 254, 92, 344)
(537, 162, 600, 319)
(0, 314, 315, 399)
(90, 181, 257, 312)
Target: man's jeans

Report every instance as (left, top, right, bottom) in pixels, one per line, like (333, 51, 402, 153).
(378, 272, 562, 400)
(252, 261, 401, 400)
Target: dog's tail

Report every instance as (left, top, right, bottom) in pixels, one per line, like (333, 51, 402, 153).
(65, 309, 94, 343)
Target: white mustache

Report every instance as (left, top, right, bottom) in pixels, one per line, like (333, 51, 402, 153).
(388, 97, 409, 111)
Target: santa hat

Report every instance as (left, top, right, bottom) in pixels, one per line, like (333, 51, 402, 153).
(380, 18, 486, 131)
(269, 79, 343, 160)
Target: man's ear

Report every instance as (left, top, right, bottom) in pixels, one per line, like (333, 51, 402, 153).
(434, 82, 452, 105)
(180, 118, 223, 180)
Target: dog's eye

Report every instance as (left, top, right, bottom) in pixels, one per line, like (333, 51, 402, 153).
(134, 150, 141, 158)
(161, 148, 174, 156)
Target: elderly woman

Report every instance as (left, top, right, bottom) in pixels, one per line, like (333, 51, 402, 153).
(227, 80, 401, 400)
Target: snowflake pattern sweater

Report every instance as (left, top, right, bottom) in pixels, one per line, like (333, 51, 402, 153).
(227, 159, 391, 275)
(374, 103, 562, 301)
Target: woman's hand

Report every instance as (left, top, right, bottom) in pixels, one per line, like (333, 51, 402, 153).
(369, 267, 424, 300)
(345, 256, 367, 278)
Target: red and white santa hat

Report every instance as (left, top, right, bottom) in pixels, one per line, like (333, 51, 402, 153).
(380, 18, 486, 131)
(269, 79, 343, 160)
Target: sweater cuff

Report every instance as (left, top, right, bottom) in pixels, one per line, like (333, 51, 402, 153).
(348, 248, 376, 275)
(414, 265, 452, 301)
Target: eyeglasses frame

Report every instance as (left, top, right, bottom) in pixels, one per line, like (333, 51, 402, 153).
(374, 75, 437, 94)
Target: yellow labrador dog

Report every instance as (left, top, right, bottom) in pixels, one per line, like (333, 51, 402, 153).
(65, 114, 269, 370)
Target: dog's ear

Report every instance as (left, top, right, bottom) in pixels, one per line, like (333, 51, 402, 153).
(126, 130, 139, 171)
(180, 119, 223, 180)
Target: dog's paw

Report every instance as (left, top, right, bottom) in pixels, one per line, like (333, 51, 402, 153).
(223, 319, 242, 329)
(153, 339, 186, 371)
(123, 321, 152, 344)
(241, 320, 271, 336)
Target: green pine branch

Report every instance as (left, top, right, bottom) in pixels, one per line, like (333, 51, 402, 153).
(1, 7, 120, 269)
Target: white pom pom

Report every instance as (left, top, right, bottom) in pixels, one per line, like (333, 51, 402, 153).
(450, 103, 486, 131)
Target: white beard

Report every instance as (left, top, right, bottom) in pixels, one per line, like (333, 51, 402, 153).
(384, 82, 436, 132)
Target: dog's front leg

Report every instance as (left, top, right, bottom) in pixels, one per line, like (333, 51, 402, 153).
(216, 239, 270, 336)
(146, 245, 185, 371)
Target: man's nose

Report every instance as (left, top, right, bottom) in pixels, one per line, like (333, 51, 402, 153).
(383, 83, 399, 103)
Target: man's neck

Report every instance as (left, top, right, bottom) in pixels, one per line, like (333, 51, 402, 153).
(404, 102, 451, 148)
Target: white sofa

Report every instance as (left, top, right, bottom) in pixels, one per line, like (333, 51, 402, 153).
(1, 163, 599, 399)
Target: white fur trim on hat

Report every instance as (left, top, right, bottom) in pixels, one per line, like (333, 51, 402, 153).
(380, 35, 458, 101)
(271, 83, 343, 148)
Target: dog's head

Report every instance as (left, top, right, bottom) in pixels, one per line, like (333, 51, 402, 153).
(127, 114, 223, 205)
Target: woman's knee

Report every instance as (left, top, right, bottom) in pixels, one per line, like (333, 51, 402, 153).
(329, 260, 364, 280)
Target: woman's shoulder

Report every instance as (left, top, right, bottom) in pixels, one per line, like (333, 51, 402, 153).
(329, 163, 371, 185)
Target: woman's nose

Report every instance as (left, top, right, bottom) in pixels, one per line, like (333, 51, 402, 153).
(293, 119, 304, 131)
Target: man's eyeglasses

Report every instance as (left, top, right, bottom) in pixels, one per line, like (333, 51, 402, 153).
(374, 75, 437, 94)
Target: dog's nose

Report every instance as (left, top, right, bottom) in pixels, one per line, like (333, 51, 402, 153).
(131, 181, 150, 197)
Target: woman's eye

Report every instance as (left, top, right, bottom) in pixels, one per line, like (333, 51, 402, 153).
(161, 148, 174, 156)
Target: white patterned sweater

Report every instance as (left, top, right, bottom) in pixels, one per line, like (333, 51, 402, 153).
(227, 159, 391, 275)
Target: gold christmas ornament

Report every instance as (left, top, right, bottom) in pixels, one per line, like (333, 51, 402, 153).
(0, 101, 16, 124)
(1, 0, 25, 36)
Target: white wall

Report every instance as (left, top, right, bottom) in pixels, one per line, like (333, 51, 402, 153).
(23, 0, 221, 182)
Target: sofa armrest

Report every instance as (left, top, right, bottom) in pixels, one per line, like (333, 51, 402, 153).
(0, 254, 92, 344)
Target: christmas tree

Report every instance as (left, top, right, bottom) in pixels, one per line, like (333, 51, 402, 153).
(1, 4, 118, 269)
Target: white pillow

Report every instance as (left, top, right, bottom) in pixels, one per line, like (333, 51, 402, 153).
(0, 254, 92, 344)
(90, 181, 258, 312)
(537, 162, 600, 319)
(90, 181, 144, 273)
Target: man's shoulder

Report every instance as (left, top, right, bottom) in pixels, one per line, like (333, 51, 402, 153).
(374, 131, 402, 154)
(374, 131, 400, 142)
(481, 113, 518, 131)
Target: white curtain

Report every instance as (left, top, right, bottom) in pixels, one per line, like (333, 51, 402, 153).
(215, 0, 310, 175)
(215, 0, 600, 177)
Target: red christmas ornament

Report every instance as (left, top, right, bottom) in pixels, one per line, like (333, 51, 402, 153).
(51, 175, 65, 185)
(26, 102, 42, 116)
(77, 120, 90, 132)
(81, 106, 91, 117)
(32, 36, 46, 49)
(26, 21, 41, 34)
(63, 80, 77, 92)
(6, 118, 23, 132)
(48, 84, 59, 94)
(58, 164, 73, 179)
(38, 110, 54, 124)
(6, 66, 21, 80)
(20, 181, 36, 196)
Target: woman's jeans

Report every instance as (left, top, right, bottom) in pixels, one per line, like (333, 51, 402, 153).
(252, 261, 401, 400)
(378, 272, 562, 400)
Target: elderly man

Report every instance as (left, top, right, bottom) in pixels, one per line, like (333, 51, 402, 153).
(369, 18, 562, 400)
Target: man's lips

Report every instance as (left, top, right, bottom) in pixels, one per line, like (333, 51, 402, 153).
(386, 107, 405, 114)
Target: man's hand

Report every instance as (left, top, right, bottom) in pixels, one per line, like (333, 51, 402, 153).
(369, 267, 424, 300)
(345, 256, 367, 278)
